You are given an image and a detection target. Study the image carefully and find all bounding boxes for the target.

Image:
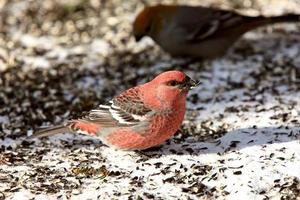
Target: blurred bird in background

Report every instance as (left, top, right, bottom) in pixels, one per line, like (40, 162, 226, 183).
(30, 71, 199, 150)
(133, 4, 300, 59)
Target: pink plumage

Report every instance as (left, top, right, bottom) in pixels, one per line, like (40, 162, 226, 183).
(31, 71, 199, 150)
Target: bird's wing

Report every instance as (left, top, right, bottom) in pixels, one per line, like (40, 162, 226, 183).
(185, 10, 244, 41)
(30, 87, 153, 138)
(82, 87, 153, 127)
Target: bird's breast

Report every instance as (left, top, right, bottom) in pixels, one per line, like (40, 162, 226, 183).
(104, 105, 186, 150)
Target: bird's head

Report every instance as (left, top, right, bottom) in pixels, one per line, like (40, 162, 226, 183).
(133, 5, 177, 42)
(141, 70, 199, 109)
(151, 70, 199, 96)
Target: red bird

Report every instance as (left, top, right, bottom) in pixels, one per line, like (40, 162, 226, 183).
(30, 71, 199, 150)
(133, 4, 300, 59)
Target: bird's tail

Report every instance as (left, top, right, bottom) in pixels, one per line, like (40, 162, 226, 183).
(244, 14, 300, 30)
(268, 14, 300, 24)
(29, 125, 69, 139)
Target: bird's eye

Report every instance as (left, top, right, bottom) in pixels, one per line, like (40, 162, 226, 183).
(168, 80, 179, 86)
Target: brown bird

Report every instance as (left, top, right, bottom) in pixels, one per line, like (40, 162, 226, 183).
(133, 4, 300, 59)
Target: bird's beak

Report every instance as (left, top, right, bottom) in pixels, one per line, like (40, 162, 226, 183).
(134, 35, 143, 42)
(184, 76, 201, 90)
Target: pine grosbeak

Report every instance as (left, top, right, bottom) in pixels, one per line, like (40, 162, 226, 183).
(30, 71, 199, 150)
(133, 5, 300, 59)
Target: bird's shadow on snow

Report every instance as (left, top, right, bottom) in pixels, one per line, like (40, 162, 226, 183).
(142, 126, 300, 156)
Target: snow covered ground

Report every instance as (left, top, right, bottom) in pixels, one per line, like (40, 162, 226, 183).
(1, 0, 300, 199)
